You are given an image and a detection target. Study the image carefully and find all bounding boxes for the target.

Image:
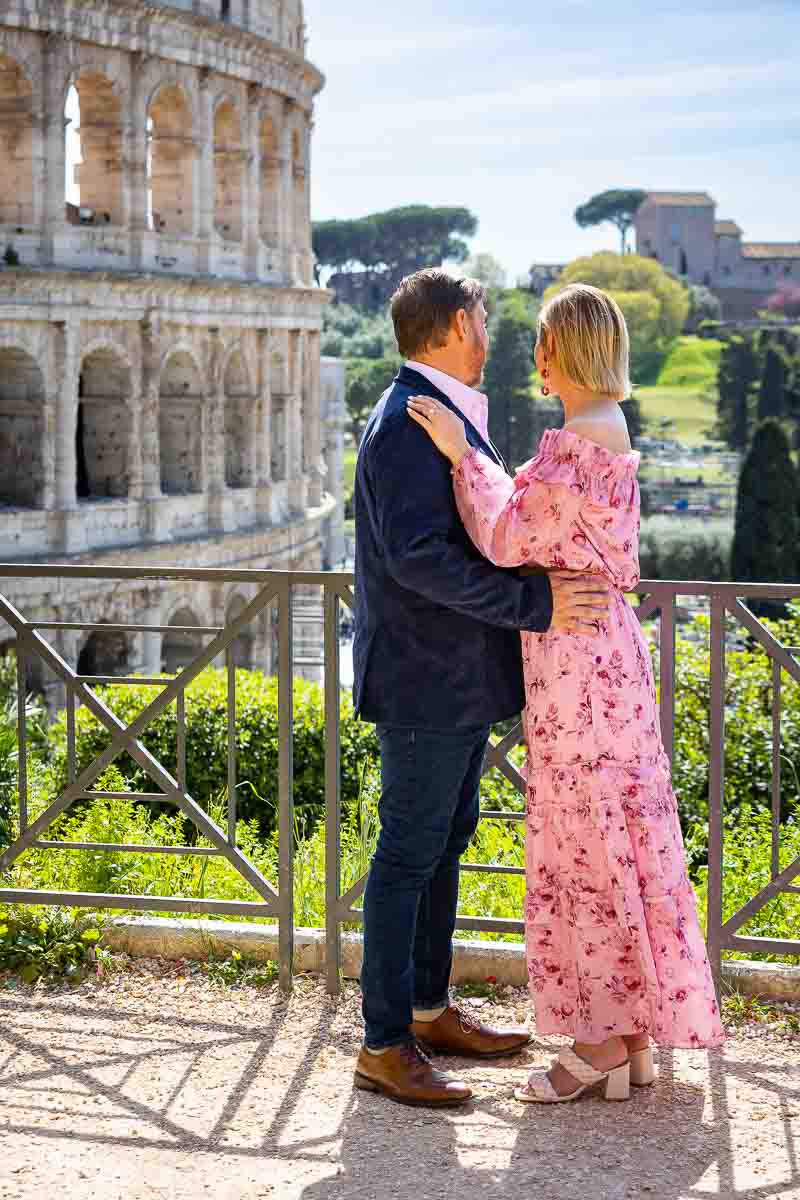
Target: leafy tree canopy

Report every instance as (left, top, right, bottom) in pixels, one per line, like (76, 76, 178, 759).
(344, 355, 402, 447)
(461, 251, 508, 290)
(313, 205, 479, 305)
(574, 189, 648, 254)
(545, 252, 690, 381)
(485, 294, 537, 468)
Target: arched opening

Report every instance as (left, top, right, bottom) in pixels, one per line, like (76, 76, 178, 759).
(224, 350, 253, 488)
(147, 84, 194, 236)
(162, 607, 202, 674)
(159, 352, 203, 494)
(259, 115, 280, 246)
(0, 348, 45, 509)
(77, 630, 130, 679)
(0, 54, 34, 229)
(65, 74, 123, 226)
(291, 128, 306, 249)
(226, 595, 254, 670)
(214, 100, 243, 241)
(77, 350, 131, 499)
(680, 249, 688, 276)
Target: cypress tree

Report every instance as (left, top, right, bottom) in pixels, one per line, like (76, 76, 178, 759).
(731, 419, 800, 609)
(717, 334, 759, 450)
(485, 301, 537, 468)
(758, 344, 788, 422)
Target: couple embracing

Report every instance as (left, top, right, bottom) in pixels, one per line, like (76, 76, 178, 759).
(351, 270, 723, 1108)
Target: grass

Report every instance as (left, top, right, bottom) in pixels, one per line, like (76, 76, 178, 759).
(656, 335, 723, 389)
(636, 385, 719, 446)
(634, 337, 724, 447)
(344, 448, 357, 499)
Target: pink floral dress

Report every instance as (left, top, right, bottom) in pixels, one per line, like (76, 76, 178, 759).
(452, 428, 724, 1048)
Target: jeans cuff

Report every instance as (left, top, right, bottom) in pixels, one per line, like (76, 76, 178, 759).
(364, 1033, 415, 1052)
(413, 993, 450, 1014)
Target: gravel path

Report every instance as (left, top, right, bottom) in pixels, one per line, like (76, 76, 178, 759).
(0, 960, 798, 1200)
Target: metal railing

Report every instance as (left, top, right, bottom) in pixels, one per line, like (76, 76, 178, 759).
(1, 565, 799, 998)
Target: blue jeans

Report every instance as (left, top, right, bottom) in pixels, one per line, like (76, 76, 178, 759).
(361, 723, 490, 1049)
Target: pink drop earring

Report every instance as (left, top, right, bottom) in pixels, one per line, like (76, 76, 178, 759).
(541, 357, 551, 397)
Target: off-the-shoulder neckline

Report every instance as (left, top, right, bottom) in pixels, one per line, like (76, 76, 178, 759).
(539, 426, 641, 469)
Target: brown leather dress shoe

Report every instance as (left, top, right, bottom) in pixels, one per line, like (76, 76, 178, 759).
(354, 1042, 472, 1107)
(410, 1005, 531, 1059)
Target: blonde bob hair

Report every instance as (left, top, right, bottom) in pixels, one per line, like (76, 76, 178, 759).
(537, 283, 631, 398)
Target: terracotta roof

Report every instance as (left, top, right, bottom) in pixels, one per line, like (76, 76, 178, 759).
(741, 243, 800, 260)
(715, 220, 742, 236)
(644, 192, 715, 207)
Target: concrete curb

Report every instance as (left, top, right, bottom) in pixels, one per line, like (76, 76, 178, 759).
(102, 916, 800, 1003)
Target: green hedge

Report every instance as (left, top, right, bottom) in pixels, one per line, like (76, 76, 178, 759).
(639, 516, 733, 583)
(671, 607, 800, 840)
(48, 670, 380, 835)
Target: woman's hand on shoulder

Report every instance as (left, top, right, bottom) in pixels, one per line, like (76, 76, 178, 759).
(407, 396, 471, 466)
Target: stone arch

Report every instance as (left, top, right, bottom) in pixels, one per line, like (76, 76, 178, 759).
(259, 113, 280, 246)
(77, 347, 132, 500)
(147, 82, 195, 236)
(226, 593, 254, 669)
(77, 629, 130, 679)
(159, 349, 204, 495)
(213, 98, 244, 242)
(223, 347, 254, 488)
(0, 347, 46, 508)
(66, 72, 124, 225)
(0, 52, 35, 229)
(162, 605, 203, 674)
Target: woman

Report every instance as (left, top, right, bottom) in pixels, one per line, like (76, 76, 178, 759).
(407, 283, 724, 1105)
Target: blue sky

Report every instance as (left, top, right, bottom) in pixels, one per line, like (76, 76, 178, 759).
(304, 0, 800, 279)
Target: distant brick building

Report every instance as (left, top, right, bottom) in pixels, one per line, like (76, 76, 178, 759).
(634, 192, 800, 318)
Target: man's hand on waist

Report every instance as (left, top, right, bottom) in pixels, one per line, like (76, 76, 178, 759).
(520, 569, 612, 636)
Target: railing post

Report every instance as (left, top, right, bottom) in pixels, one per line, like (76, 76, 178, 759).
(771, 659, 782, 879)
(324, 584, 342, 994)
(707, 593, 726, 999)
(659, 592, 676, 764)
(16, 637, 28, 833)
(278, 578, 294, 993)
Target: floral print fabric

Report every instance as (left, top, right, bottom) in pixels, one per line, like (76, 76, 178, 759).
(452, 428, 724, 1047)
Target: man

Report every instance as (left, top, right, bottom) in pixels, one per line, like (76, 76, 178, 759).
(351, 270, 610, 1107)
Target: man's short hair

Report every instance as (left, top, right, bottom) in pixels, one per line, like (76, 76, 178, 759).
(390, 269, 486, 360)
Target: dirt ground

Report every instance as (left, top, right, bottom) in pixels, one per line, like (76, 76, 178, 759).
(1, 959, 798, 1200)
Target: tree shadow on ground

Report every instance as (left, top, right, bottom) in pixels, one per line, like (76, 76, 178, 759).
(2, 993, 798, 1200)
(299, 1046, 799, 1200)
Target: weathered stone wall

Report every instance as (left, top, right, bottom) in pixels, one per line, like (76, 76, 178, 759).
(0, 0, 321, 285)
(0, 0, 339, 694)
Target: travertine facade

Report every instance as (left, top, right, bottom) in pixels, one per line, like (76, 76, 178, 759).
(635, 192, 800, 318)
(0, 0, 338, 696)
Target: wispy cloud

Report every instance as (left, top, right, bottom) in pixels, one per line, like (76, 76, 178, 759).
(305, 0, 800, 272)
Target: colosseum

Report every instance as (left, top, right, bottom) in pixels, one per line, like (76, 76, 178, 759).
(0, 0, 343, 700)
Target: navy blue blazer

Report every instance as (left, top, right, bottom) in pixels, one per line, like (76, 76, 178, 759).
(352, 365, 554, 729)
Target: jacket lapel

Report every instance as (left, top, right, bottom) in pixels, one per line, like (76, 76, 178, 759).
(397, 366, 510, 475)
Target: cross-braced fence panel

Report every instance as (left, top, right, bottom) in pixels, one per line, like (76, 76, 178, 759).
(0, 567, 297, 990)
(3, 568, 800, 998)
